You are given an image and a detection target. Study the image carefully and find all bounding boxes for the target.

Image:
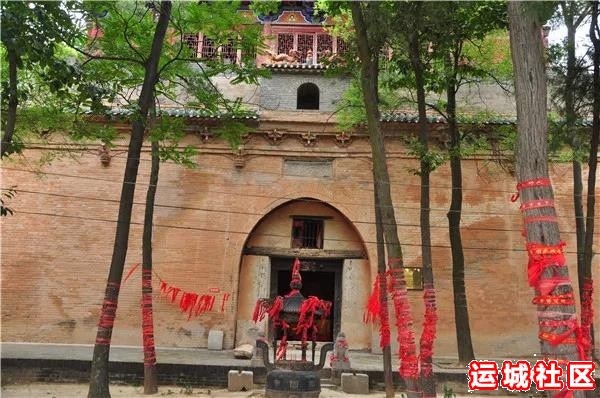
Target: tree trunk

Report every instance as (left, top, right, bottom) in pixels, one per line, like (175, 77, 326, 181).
(141, 141, 160, 395)
(508, 3, 584, 398)
(445, 57, 475, 365)
(1, 47, 19, 158)
(350, 3, 419, 397)
(374, 184, 394, 398)
(88, 3, 172, 397)
(584, 0, 599, 363)
(562, 4, 588, 310)
(408, 20, 437, 397)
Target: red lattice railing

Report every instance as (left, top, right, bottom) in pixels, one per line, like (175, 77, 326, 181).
(336, 37, 349, 54)
(317, 34, 333, 63)
(182, 33, 199, 57)
(277, 33, 294, 55)
(222, 39, 237, 63)
(201, 36, 217, 59)
(297, 34, 314, 62)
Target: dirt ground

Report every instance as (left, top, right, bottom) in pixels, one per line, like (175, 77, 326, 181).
(0, 383, 517, 398)
(0, 384, 374, 397)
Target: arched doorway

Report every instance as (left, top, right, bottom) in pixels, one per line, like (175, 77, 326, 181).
(234, 198, 371, 349)
(297, 83, 320, 110)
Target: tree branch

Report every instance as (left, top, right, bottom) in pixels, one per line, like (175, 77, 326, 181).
(66, 42, 144, 66)
(114, 2, 147, 63)
(158, 4, 187, 76)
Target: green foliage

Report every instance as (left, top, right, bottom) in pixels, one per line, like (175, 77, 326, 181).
(443, 385, 456, 398)
(462, 30, 513, 82)
(249, 0, 281, 16)
(215, 121, 252, 150)
(406, 138, 446, 175)
(524, 2, 560, 25)
(0, 1, 81, 65)
(546, 2, 594, 159)
(148, 116, 197, 168)
(0, 187, 16, 217)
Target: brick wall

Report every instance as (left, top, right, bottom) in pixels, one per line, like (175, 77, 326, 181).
(1, 130, 598, 358)
(259, 72, 350, 112)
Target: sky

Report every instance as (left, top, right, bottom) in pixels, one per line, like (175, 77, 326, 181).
(548, 20, 592, 58)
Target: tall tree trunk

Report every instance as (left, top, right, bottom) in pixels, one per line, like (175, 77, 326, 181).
(562, 3, 587, 308)
(584, 0, 599, 363)
(88, 3, 172, 397)
(142, 140, 160, 394)
(350, 3, 419, 397)
(1, 47, 19, 158)
(374, 184, 394, 398)
(445, 56, 474, 365)
(407, 16, 437, 397)
(508, 4, 584, 398)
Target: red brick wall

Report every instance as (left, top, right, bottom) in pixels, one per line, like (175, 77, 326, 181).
(1, 131, 598, 357)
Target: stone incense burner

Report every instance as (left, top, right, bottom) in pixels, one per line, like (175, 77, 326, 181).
(253, 258, 333, 398)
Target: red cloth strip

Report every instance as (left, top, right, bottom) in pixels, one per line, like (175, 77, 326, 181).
(523, 215, 558, 225)
(364, 273, 381, 324)
(526, 241, 566, 287)
(532, 293, 575, 306)
(123, 263, 140, 284)
(221, 293, 230, 313)
(539, 318, 578, 328)
(511, 178, 552, 202)
(419, 288, 437, 377)
(519, 199, 555, 212)
(387, 258, 402, 266)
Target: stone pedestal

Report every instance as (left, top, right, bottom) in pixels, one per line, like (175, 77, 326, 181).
(341, 373, 369, 394)
(207, 329, 224, 350)
(228, 370, 254, 391)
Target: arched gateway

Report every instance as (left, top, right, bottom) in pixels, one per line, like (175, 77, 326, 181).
(234, 198, 372, 350)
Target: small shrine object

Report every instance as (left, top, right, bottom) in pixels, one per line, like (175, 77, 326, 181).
(329, 331, 351, 385)
(253, 258, 333, 397)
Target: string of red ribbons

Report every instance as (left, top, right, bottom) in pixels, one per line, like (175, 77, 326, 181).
(363, 264, 431, 380)
(515, 178, 593, 361)
(123, 263, 231, 319)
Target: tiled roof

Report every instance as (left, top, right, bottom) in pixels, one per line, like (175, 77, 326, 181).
(86, 108, 593, 126)
(262, 63, 329, 71)
(87, 108, 259, 120)
(380, 112, 593, 126)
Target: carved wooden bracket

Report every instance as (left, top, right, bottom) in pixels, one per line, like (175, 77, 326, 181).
(98, 145, 111, 167)
(199, 126, 212, 143)
(266, 129, 284, 145)
(335, 132, 352, 147)
(300, 132, 317, 147)
(233, 146, 245, 168)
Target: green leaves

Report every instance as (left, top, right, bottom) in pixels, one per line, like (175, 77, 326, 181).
(215, 121, 252, 150)
(0, 187, 16, 217)
(406, 137, 446, 175)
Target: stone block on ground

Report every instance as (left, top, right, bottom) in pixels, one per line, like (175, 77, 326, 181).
(207, 329, 224, 351)
(234, 344, 254, 359)
(228, 370, 254, 391)
(341, 373, 369, 394)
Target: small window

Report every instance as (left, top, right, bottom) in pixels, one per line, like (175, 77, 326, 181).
(291, 218, 324, 249)
(297, 83, 319, 110)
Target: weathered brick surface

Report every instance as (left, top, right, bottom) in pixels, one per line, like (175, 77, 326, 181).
(1, 126, 597, 358)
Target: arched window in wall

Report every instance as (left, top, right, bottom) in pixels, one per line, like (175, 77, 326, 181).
(297, 83, 320, 110)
